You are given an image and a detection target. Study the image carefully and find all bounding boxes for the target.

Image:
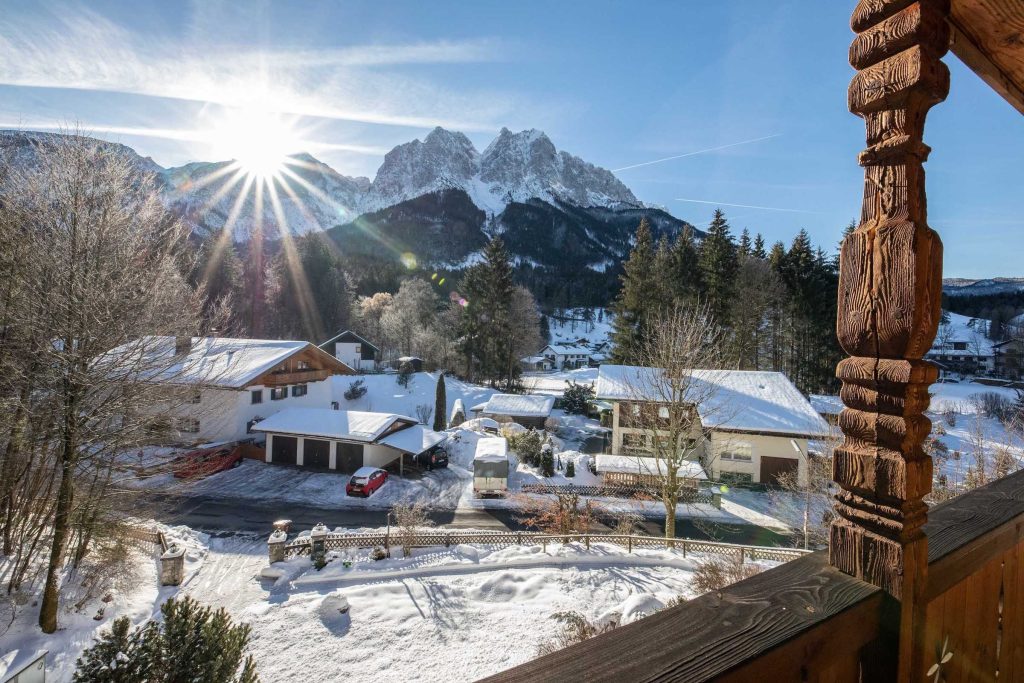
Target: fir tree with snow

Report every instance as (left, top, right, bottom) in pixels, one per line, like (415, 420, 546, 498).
(610, 218, 658, 364)
(433, 373, 447, 431)
(697, 208, 739, 325)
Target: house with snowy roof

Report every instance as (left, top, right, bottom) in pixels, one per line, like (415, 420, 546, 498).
(104, 336, 355, 445)
(319, 330, 380, 372)
(540, 343, 596, 370)
(252, 408, 446, 474)
(471, 393, 555, 429)
(925, 312, 995, 377)
(595, 365, 830, 487)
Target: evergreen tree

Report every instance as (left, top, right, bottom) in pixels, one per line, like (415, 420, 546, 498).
(397, 360, 414, 389)
(539, 314, 551, 343)
(610, 218, 659, 363)
(697, 209, 739, 324)
(752, 233, 767, 259)
(666, 226, 702, 306)
(738, 228, 752, 257)
(433, 373, 447, 431)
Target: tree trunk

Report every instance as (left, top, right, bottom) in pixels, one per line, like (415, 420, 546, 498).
(664, 498, 676, 547)
(39, 453, 73, 633)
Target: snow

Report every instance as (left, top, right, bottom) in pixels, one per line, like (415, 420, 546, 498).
(929, 311, 995, 357)
(330, 371, 499, 418)
(253, 408, 415, 442)
(595, 454, 708, 480)
(596, 365, 831, 438)
(378, 424, 448, 454)
(809, 394, 843, 417)
(479, 393, 555, 418)
(474, 437, 509, 463)
(520, 367, 599, 396)
(546, 308, 613, 349)
(99, 336, 318, 388)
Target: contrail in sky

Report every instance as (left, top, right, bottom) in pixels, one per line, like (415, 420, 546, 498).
(612, 134, 781, 172)
(675, 197, 820, 214)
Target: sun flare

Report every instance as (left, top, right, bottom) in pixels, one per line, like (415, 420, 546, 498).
(208, 107, 300, 180)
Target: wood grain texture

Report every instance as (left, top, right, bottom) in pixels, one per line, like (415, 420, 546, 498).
(480, 552, 886, 683)
(949, 0, 1024, 114)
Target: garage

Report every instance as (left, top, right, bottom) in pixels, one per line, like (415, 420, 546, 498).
(760, 456, 798, 486)
(336, 442, 364, 473)
(271, 435, 297, 466)
(304, 438, 330, 469)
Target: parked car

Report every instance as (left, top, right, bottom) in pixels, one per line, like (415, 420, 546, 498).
(173, 444, 243, 479)
(346, 467, 388, 497)
(416, 446, 449, 471)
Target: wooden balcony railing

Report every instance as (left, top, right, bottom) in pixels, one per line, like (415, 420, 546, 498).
(483, 468, 1024, 682)
(263, 368, 328, 385)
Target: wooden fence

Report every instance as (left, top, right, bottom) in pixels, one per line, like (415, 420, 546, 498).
(124, 525, 169, 553)
(282, 529, 807, 564)
(520, 483, 717, 506)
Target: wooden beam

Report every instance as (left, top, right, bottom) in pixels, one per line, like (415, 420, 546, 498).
(948, 19, 1024, 114)
(948, 0, 1024, 115)
(832, 0, 951, 679)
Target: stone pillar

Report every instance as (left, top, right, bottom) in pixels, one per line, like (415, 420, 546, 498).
(833, 1, 950, 679)
(265, 434, 273, 463)
(296, 436, 305, 466)
(310, 523, 329, 569)
(329, 440, 338, 470)
(268, 529, 287, 564)
(160, 545, 185, 586)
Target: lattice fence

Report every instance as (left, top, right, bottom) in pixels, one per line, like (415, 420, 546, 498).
(520, 483, 715, 506)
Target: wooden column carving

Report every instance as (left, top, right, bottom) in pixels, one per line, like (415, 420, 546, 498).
(832, 1, 949, 674)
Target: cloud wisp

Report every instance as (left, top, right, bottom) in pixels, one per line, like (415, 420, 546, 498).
(674, 197, 821, 214)
(612, 134, 781, 172)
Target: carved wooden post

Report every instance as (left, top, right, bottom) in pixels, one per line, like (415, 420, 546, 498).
(832, 0, 949, 678)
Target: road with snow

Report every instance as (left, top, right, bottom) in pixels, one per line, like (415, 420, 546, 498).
(149, 492, 793, 545)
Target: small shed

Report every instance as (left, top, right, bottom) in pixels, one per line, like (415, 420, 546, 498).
(475, 393, 555, 429)
(394, 356, 423, 372)
(473, 437, 509, 496)
(595, 454, 707, 488)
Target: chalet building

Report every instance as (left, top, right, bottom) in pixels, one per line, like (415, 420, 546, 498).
(472, 393, 555, 429)
(924, 312, 995, 376)
(540, 344, 595, 370)
(252, 408, 446, 473)
(993, 338, 1024, 381)
(319, 330, 380, 372)
(113, 336, 355, 445)
(595, 365, 830, 487)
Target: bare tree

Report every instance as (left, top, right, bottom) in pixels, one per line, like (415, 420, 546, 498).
(0, 131, 211, 632)
(515, 490, 601, 537)
(617, 303, 728, 540)
(770, 431, 838, 549)
(391, 502, 434, 558)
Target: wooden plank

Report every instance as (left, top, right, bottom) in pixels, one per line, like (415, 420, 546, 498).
(949, 0, 1024, 115)
(925, 468, 1024, 598)
(481, 552, 884, 683)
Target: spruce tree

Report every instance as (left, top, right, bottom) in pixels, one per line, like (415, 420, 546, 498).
(667, 226, 702, 306)
(752, 233, 767, 259)
(697, 209, 739, 325)
(433, 372, 447, 431)
(610, 218, 658, 364)
(539, 314, 551, 343)
(738, 228, 752, 257)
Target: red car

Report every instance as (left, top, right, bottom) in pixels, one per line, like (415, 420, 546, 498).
(173, 444, 243, 479)
(346, 467, 388, 497)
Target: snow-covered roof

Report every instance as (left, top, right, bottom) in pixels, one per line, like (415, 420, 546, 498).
(100, 336, 339, 388)
(809, 394, 844, 416)
(928, 312, 996, 357)
(543, 344, 593, 356)
(595, 454, 707, 480)
(252, 408, 416, 442)
(351, 466, 382, 479)
(595, 365, 830, 438)
(378, 424, 447, 455)
(474, 437, 508, 462)
(480, 393, 555, 418)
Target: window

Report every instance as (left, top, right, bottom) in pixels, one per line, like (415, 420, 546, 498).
(176, 417, 200, 434)
(353, 344, 361, 354)
(292, 384, 308, 398)
(270, 387, 287, 401)
(953, 342, 968, 351)
(251, 390, 263, 404)
(720, 443, 752, 462)
(297, 360, 311, 370)
(658, 406, 670, 419)
(622, 433, 648, 454)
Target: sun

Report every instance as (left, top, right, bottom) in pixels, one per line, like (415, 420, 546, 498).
(208, 107, 300, 180)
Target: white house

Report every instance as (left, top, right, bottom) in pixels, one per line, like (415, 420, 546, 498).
(319, 330, 380, 372)
(925, 312, 995, 377)
(540, 344, 595, 370)
(595, 365, 831, 486)
(104, 336, 355, 445)
(252, 408, 446, 473)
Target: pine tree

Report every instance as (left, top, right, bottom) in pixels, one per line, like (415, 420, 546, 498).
(666, 226, 702, 306)
(610, 218, 658, 364)
(433, 373, 447, 431)
(539, 314, 551, 343)
(738, 228, 752, 257)
(752, 233, 767, 259)
(697, 209, 739, 325)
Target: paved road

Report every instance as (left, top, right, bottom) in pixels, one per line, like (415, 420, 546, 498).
(149, 493, 794, 546)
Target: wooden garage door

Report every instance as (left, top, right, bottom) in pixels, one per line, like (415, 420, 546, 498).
(304, 439, 330, 469)
(271, 435, 297, 466)
(336, 442, 364, 473)
(760, 456, 798, 486)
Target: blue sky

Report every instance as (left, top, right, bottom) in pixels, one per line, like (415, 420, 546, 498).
(1, 1, 1020, 277)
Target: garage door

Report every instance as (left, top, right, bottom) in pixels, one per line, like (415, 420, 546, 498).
(271, 435, 297, 466)
(336, 442, 364, 473)
(760, 456, 798, 486)
(304, 439, 330, 469)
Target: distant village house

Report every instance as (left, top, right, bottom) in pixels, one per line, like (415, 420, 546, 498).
(319, 330, 380, 372)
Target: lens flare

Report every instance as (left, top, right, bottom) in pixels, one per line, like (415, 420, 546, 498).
(400, 252, 418, 269)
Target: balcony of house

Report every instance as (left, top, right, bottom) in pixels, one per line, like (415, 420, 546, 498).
(485, 467, 1024, 682)
(263, 367, 329, 385)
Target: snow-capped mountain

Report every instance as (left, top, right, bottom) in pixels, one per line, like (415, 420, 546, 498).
(943, 278, 1024, 297)
(364, 127, 640, 215)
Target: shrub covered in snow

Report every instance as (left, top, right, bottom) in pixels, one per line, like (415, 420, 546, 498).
(73, 595, 258, 683)
(565, 460, 575, 478)
(536, 611, 618, 656)
(507, 429, 544, 468)
(562, 381, 595, 416)
(691, 557, 763, 595)
(343, 379, 367, 401)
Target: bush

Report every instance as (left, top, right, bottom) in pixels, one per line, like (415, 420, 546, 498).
(691, 557, 763, 595)
(565, 460, 575, 478)
(541, 448, 555, 478)
(370, 546, 387, 561)
(343, 379, 367, 401)
(971, 392, 1014, 423)
(537, 611, 617, 656)
(562, 382, 595, 416)
(74, 595, 258, 683)
(397, 361, 414, 389)
(507, 429, 544, 468)
(943, 408, 958, 428)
